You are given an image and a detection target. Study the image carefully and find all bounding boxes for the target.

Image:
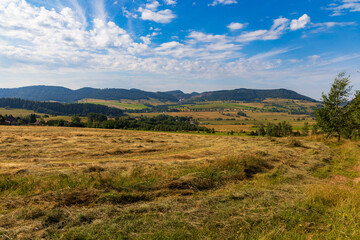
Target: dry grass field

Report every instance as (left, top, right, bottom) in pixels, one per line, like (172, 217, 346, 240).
(1, 126, 360, 239)
(205, 124, 252, 132)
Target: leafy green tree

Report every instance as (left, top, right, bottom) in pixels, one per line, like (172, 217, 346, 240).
(315, 72, 352, 141)
(347, 91, 360, 138)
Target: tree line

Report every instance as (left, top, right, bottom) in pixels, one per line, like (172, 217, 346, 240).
(0, 98, 124, 117)
(47, 114, 211, 132)
(252, 72, 360, 140)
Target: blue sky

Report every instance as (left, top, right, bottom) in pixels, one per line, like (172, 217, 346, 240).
(0, 0, 360, 99)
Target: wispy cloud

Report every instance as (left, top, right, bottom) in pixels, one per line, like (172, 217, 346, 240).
(311, 21, 357, 33)
(237, 17, 290, 42)
(326, 0, 360, 16)
(68, 0, 87, 27)
(209, 0, 237, 7)
(92, 0, 107, 21)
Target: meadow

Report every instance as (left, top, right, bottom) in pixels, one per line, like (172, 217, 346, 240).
(1, 126, 360, 239)
(0, 108, 38, 117)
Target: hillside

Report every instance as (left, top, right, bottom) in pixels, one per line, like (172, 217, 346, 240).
(0, 86, 317, 103)
(193, 88, 317, 102)
(0, 86, 178, 103)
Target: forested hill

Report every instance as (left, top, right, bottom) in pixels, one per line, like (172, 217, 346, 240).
(0, 98, 124, 117)
(192, 88, 317, 102)
(0, 86, 178, 103)
(0, 86, 317, 103)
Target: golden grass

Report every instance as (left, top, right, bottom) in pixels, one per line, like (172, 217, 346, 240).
(205, 124, 252, 132)
(129, 111, 240, 120)
(0, 126, 326, 175)
(1, 126, 360, 239)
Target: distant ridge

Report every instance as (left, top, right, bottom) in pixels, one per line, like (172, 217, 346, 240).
(0, 86, 317, 103)
(193, 88, 317, 102)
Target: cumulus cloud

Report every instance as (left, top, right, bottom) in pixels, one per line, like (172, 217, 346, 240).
(2, 0, 356, 96)
(290, 14, 311, 30)
(209, 0, 237, 7)
(326, 0, 360, 16)
(0, 0, 146, 69)
(139, 8, 176, 23)
(227, 22, 246, 31)
(138, 1, 176, 23)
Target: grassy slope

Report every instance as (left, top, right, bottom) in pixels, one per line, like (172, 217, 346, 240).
(0, 127, 359, 239)
(0, 108, 38, 117)
(78, 100, 149, 110)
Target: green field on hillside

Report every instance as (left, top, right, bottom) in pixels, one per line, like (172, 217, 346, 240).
(0, 108, 38, 117)
(88, 101, 149, 110)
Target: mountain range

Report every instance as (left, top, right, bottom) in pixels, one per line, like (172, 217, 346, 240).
(0, 86, 317, 103)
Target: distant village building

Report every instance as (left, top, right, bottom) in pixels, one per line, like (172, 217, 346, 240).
(31, 120, 41, 126)
(4, 116, 18, 125)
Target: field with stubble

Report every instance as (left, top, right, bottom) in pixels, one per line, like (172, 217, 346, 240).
(1, 126, 360, 239)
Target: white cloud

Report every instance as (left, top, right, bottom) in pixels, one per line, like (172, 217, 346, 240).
(156, 41, 182, 50)
(209, 0, 237, 7)
(237, 30, 268, 42)
(164, 0, 177, 5)
(326, 0, 360, 16)
(248, 48, 295, 61)
(237, 17, 289, 42)
(2, 0, 358, 99)
(138, 1, 176, 23)
(188, 31, 227, 42)
(263, 17, 289, 40)
(139, 8, 176, 23)
(227, 22, 245, 31)
(290, 14, 311, 30)
(308, 55, 321, 63)
(92, 0, 107, 21)
(313, 21, 356, 29)
(145, 1, 160, 10)
(310, 21, 356, 33)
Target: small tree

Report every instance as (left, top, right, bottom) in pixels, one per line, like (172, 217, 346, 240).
(315, 72, 352, 141)
(70, 115, 84, 127)
(311, 124, 319, 135)
(302, 122, 309, 136)
(258, 124, 266, 136)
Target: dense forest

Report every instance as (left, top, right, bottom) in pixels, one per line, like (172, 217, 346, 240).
(0, 98, 124, 117)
